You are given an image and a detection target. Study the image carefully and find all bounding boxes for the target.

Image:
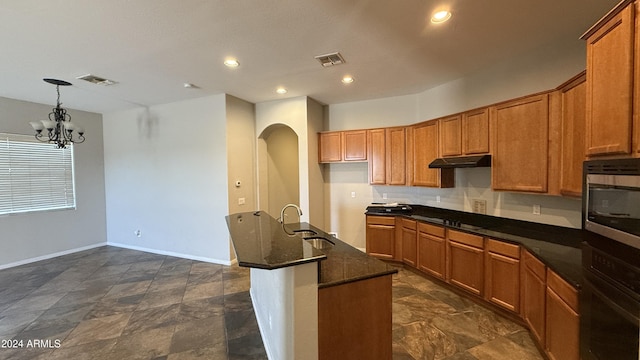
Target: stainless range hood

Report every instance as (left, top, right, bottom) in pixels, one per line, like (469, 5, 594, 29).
(428, 154, 491, 169)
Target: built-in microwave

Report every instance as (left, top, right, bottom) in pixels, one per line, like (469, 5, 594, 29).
(584, 158, 640, 250)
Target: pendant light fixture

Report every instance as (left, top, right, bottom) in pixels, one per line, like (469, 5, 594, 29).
(30, 78, 85, 149)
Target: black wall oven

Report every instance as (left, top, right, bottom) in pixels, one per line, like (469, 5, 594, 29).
(581, 158, 640, 360)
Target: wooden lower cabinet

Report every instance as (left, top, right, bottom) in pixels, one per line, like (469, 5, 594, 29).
(545, 269, 579, 360)
(447, 230, 484, 296)
(484, 239, 520, 313)
(521, 250, 547, 346)
(318, 275, 393, 360)
(417, 223, 446, 280)
(401, 219, 417, 267)
(366, 216, 396, 260)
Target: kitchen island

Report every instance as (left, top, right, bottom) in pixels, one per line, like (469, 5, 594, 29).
(226, 211, 397, 360)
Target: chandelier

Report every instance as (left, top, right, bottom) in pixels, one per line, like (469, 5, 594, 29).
(29, 78, 85, 149)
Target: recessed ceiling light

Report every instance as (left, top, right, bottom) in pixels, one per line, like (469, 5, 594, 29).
(224, 58, 239, 67)
(276, 87, 287, 94)
(183, 83, 199, 89)
(342, 76, 354, 84)
(431, 10, 452, 24)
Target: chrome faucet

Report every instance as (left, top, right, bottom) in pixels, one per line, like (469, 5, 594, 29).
(278, 203, 303, 224)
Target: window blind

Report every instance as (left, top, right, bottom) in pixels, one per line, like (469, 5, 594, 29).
(0, 133, 76, 215)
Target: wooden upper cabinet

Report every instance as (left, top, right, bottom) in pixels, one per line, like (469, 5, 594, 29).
(410, 121, 439, 186)
(319, 130, 367, 163)
(319, 132, 342, 163)
(491, 93, 550, 193)
(368, 129, 386, 185)
(463, 108, 490, 155)
(558, 72, 587, 197)
(439, 115, 462, 157)
(343, 130, 367, 161)
(582, 1, 635, 156)
(409, 121, 454, 188)
(385, 127, 406, 185)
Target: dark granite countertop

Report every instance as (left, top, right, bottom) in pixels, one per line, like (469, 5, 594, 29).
(226, 211, 326, 270)
(226, 211, 397, 288)
(367, 205, 584, 289)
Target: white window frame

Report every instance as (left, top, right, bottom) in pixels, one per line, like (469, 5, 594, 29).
(0, 133, 76, 216)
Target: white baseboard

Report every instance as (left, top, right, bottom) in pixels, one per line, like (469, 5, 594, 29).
(107, 242, 233, 266)
(0, 242, 108, 270)
(356, 247, 366, 253)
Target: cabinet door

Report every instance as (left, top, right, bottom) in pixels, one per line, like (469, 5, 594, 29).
(417, 232, 445, 280)
(440, 115, 462, 157)
(485, 252, 520, 313)
(522, 251, 546, 346)
(492, 94, 550, 193)
(368, 129, 386, 185)
(448, 240, 484, 296)
(343, 130, 367, 161)
(401, 225, 417, 267)
(366, 224, 395, 259)
(584, 3, 634, 156)
(546, 287, 579, 360)
(462, 108, 490, 155)
(385, 127, 406, 185)
(319, 132, 342, 163)
(559, 74, 587, 197)
(410, 121, 442, 187)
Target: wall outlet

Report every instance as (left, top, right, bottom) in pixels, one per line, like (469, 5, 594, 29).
(238, 197, 245, 205)
(382, 193, 388, 200)
(436, 195, 441, 203)
(533, 204, 541, 215)
(134, 229, 142, 237)
(351, 191, 356, 198)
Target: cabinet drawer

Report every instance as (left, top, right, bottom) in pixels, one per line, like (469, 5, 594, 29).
(418, 222, 445, 238)
(487, 239, 520, 259)
(401, 218, 417, 230)
(547, 269, 578, 313)
(448, 230, 484, 248)
(523, 250, 546, 280)
(366, 215, 396, 226)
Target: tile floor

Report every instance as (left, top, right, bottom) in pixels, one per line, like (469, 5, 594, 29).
(0, 246, 543, 359)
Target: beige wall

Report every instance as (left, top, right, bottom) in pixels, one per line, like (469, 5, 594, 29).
(226, 95, 257, 215)
(265, 126, 300, 218)
(0, 96, 107, 268)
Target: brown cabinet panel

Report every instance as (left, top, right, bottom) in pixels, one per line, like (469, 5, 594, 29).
(448, 229, 484, 248)
(485, 251, 520, 313)
(492, 93, 550, 193)
(368, 129, 386, 185)
(440, 115, 462, 157)
(417, 230, 446, 280)
(410, 121, 440, 187)
(558, 73, 587, 197)
(545, 283, 579, 360)
(584, 2, 634, 156)
(463, 108, 490, 155)
(401, 220, 417, 267)
(319, 275, 393, 360)
(385, 127, 406, 185)
(343, 130, 368, 161)
(448, 240, 484, 296)
(366, 216, 395, 259)
(522, 250, 546, 346)
(319, 132, 342, 163)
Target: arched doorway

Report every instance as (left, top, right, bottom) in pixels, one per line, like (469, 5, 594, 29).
(257, 124, 300, 219)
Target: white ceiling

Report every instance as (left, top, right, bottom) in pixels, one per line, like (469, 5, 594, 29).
(0, 0, 619, 114)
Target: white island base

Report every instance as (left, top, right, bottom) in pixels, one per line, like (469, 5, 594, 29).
(249, 262, 319, 360)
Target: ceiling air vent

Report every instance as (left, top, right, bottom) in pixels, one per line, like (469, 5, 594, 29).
(76, 74, 117, 86)
(314, 52, 346, 67)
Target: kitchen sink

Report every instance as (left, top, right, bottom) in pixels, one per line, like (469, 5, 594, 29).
(293, 229, 317, 237)
(304, 237, 334, 250)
